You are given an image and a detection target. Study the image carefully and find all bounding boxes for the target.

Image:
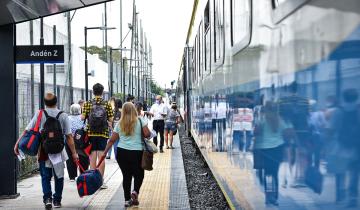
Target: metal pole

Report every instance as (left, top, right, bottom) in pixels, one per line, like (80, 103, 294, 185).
(119, 0, 123, 94)
(104, 3, 108, 60)
(129, 0, 135, 95)
(53, 25, 57, 95)
(67, 12, 73, 103)
(84, 27, 89, 101)
(30, 20, 34, 115)
(122, 57, 126, 102)
(110, 49, 113, 97)
(40, 18, 45, 109)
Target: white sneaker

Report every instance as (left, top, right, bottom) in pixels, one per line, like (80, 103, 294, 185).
(100, 184, 108, 189)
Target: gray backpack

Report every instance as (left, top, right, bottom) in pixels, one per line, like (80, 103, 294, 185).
(88, 100, 108, 133)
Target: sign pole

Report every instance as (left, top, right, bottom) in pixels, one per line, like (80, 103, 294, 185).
(53, 25, 57, 95)
(40, 18, 45, 109)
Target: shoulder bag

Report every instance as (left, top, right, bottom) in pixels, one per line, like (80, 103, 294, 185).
(139, 118, 154, 171)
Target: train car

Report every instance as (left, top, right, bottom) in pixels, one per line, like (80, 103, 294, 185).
(177, 0, 360, 209)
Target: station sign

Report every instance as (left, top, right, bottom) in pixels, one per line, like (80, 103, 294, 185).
(16, 45, 64, 64)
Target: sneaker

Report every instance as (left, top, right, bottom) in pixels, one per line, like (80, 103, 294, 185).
(170, 146, 175, 149)
(106, 156, 111, 159)
(160, 149, 164, 153)
(53, 200, 61, 208)
(131, 191, 139, 206)
(44, 198, 52, 210)
(166, 146, 170, 149)
(100, 184, 108, 189)
(124, 199, 133, 207)
(70, 178, 76, 182)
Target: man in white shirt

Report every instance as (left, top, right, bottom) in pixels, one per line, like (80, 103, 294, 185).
(149, 95, 167, 153)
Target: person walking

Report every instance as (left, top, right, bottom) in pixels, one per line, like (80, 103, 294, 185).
(81, 83, 113, 188)
(14, 93, 78, 209)
(149, 95, 167, 153)
(68, 103, 90, 177)
(102, 102, 151, 207)
(164, 103, 180, 149)
(106, 99, 123, 159)
(253, 101, 293, 206)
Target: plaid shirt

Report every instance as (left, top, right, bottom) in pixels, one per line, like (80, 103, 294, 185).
(83, 97, 114, 138)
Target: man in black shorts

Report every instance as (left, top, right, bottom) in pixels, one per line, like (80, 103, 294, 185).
(82, 83, 113, 189)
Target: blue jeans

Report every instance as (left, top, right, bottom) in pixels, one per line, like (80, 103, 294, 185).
(39, 161, 64, 203)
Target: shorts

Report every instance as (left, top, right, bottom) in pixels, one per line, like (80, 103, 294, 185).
(164, 122, 177, 132)
(89, 136, 108, 152)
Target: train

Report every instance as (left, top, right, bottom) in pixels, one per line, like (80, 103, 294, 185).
(177, 0, 360, 209)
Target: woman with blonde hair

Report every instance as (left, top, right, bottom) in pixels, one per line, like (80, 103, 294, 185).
(102, 102, 151, 207)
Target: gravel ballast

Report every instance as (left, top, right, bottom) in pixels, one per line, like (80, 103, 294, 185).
(179, 128, 230, 209)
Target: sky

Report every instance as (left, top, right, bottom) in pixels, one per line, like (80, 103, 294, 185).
(71, 0, 194, 88)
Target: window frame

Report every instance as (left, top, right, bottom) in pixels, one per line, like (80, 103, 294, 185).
(272, 0, 310, 24)
(230, 0, 253, 56)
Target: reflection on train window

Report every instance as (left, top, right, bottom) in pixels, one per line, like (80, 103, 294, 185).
(272, 0, 288, 8)
(214, 0, 224, 63)
(193, 36, 198, 83)
(230, 0, 250, 46)
(198, 22, 204, 77)
(204, 1, 210, 31)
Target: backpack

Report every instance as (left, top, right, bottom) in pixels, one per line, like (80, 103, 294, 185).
(74, 124, 90, 150)
(88, 100, 108, 133)
(42, 110, 65, 154)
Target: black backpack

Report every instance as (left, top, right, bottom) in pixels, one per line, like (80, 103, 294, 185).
(88, 100, 108, 133)
(42, 110, 65, 154)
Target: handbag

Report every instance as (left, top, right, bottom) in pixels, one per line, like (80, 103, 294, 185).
(139, 118, 154, 171)
(19, 110, 43, 156)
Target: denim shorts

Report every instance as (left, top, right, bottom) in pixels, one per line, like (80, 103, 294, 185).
(164, 122, 177, 132)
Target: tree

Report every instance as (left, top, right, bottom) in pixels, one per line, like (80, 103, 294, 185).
(150, 81, 165, 96)
(80, 45, 122, 63)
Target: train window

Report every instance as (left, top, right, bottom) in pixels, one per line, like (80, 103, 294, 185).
(198, 22, 203, 77)
(214, 0, 224, 64)
(204, 1, 210, 31)
(230, 0, 251, 48)
(272, 0, 309, 23)
(272, 0, 287, 8)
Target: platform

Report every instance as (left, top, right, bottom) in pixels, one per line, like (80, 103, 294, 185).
(0, 135, 190, 210)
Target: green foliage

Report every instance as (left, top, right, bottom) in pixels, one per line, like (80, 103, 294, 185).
(150, 81, 165, 96)
(80, 45, 122, 63)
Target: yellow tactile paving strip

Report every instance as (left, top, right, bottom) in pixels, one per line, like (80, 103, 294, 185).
(134, 149, 172, 209)
(85, 161, 123, 209)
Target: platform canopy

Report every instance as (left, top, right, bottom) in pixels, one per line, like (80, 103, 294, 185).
(0, 0, 113, 26)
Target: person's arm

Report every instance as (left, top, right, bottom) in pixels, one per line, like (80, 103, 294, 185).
(66, 134, 78, 162)
(102, 132, 120, 158)
(81, 102, 88, 120)
(148, 105, 155, 117)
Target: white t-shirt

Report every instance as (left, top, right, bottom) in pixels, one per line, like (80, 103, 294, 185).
(150, 103, 167, 120)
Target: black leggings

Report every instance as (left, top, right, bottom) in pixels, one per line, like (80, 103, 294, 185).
(116, 147, 144, 201)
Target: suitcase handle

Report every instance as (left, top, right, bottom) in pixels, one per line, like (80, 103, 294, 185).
(75, 160, 86, 173)
(96, 155, 105, 169)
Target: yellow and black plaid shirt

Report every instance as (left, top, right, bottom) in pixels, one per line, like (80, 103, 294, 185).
(82, 96, 114, 138)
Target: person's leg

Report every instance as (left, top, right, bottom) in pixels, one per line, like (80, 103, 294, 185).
(65, 144, 77, 179)
(336, 173, 346, 203)
(39, 161, 53, 204)
(53, 169, 64, 204)
(164, 129, 169, 148)
(169, 131, 174, 148)
(78, 154, 89, 174)
(106, 139, 112, 159)
(133, 150, 145, 194)
(97, 150, 106, 176)
(153, 120, 159, 146)
(159, 120, 165, 150)
(348, 165, 359, 207)
(116, 148, 132, 201)
(89, 137, 98, 170)
(113, 140, 119, 158)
